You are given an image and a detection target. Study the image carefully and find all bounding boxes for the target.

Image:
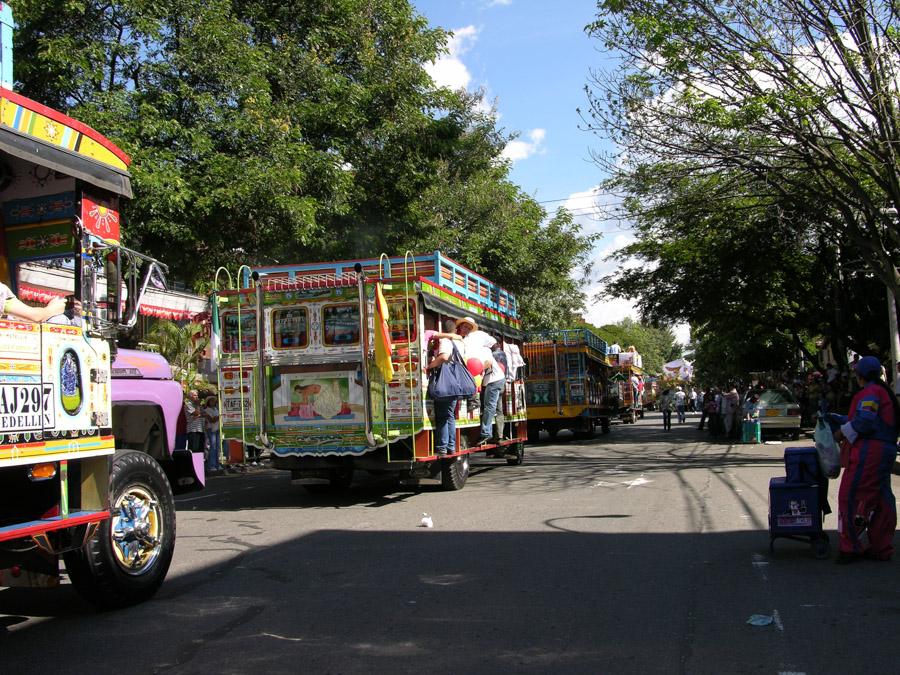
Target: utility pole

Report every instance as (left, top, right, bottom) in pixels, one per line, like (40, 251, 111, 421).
(889, 280, 900, 376)
(881, 210, 900, 377)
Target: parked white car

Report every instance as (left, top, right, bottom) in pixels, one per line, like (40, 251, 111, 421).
(747, 388, 802, 440)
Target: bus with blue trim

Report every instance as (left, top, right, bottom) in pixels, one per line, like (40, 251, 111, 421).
(211, 252, 528, 491)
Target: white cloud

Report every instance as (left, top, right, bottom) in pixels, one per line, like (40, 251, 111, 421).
(501, 128, 546, 162)
(487, 0, 513, 6)
(562, 185, 691, 345)
(425, 25, 478, 91)
(425, 23, 540, 164)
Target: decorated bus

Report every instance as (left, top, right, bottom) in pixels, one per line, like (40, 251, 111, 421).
(523, 328, 615, 441)
(0, 4, 197, 609)
(608, 349, 645, 423)
(211, 252, 528, 490)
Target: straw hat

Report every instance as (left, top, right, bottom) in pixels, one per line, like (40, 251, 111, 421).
(455, 316, 478, 331)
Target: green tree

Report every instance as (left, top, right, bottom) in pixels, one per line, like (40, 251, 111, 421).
(599, 160, 891, 374)
(10, 0, 596, 323)
(144, 321, 208, 387)
(585, 0, 900, 320)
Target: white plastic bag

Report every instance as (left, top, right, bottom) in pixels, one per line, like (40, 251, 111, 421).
(814, 417, 841, 478)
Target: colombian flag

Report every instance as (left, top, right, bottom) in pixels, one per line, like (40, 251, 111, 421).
(374, 283, 394, 382)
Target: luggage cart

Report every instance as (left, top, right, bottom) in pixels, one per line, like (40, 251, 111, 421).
(768, 447, 831, 559)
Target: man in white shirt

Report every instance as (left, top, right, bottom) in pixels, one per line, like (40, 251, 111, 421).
(673, 386, 687, 423)
(455, 317, 508, 444)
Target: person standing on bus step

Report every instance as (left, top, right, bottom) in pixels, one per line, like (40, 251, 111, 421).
(829, 355, 898, 563)
(477, 335, 506, 445)
(426, 319, 466, 455)
(455, 316, 495, 415)
(184, 389, 205, 455)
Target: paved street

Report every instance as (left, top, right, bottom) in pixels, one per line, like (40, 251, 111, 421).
(2, 412, 900, 674)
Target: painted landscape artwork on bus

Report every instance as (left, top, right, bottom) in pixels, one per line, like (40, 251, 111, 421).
(271, 371, 364, 423)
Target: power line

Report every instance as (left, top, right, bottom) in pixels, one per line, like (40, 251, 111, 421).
(537, 194, 609, 205)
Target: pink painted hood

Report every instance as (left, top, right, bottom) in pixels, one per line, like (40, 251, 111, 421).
(112, 348, 174, 380)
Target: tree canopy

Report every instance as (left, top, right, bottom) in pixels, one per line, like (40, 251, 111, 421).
(10, 0, 595, 329)
(585, 0, 900, 371)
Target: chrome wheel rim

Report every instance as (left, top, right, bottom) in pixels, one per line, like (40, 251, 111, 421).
(110, 485, 163, 575)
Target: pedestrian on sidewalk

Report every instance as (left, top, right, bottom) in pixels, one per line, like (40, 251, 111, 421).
(721, 385, 740, 440)
(659, 388, 674, 431)
(184, 389, 204, 454)
(698, 387, 715, 431)
(829, 356, 898, 563)
(674, 386, 687, 423)
(203, 395, 221, 472)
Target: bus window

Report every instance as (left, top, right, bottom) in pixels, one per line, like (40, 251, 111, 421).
(222, 312, 257, 352)
(272, 308, 308, 349)
(323, 304, 360, 346)
(387, 298, 416, 343)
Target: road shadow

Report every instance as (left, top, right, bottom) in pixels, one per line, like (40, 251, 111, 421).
(172, 412, 806, 512)
(2, 528, 898, 675)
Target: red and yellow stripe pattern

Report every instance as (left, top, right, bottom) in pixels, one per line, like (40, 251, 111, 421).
(0, 87, 130, 171)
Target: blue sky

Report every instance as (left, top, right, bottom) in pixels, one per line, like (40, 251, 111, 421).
(412, 0, 676, 337)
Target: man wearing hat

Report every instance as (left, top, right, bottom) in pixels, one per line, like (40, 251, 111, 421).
(454, 317, 506, 443)
(829, 355, 898, 563)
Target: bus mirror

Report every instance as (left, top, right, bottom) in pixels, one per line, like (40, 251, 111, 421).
(116, 249, 168, 330)
(104, 249, 122, 325)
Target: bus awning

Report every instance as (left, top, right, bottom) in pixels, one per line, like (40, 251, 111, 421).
(419, 291, 523, 340)
(0, 126, 132, 198)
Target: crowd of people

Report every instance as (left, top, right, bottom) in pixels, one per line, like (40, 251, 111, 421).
(655, 355, 898, 564)
(425, 316, 517, 456)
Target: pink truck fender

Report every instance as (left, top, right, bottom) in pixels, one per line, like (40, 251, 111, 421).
(111, 348, 205, 491)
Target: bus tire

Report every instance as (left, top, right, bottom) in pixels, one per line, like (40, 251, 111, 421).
(506, 443, 525, 466)
(441, 455, 469, 491)
(64, 450, 176, 610)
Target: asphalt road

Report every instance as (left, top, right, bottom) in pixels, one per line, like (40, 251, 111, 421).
(3, 412, 900, 674)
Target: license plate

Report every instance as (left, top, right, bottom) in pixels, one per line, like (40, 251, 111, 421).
(766, 409, 780, 417)
(0, 383, 55, 432)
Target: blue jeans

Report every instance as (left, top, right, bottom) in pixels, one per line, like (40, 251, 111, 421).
(480, 380, 505, 439)
(433, 397, 458, 453)
(206, 430, 221, 470)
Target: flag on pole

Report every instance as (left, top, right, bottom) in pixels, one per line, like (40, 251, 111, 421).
(209, 293, 221, 373)
(374, 283, 394, 382)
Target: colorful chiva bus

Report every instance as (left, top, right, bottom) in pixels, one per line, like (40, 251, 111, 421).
(523, 329, 615, 441)
(608, 351, 645, 424)
(212, 252, 528, 490)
